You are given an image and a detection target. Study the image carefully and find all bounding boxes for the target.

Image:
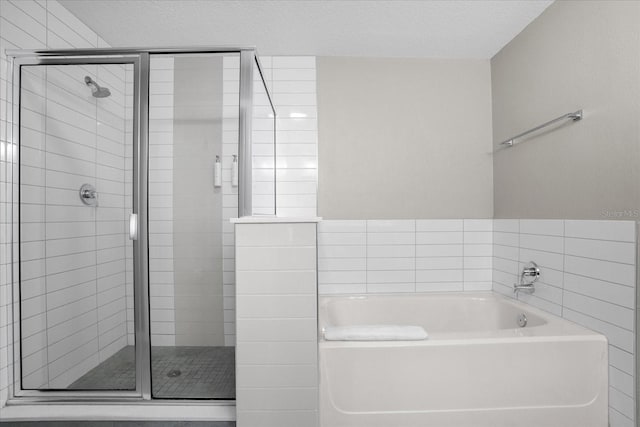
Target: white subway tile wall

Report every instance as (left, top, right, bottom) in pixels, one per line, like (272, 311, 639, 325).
(222, 56, 240, 347)
(222, 56, 318, 345)
(224, 55, 318, 219)
(318, 219, 494, 295)
(251, 56, 276, 216)
(235, 222, 318, 427)
(493, 219, 637, 427)
(271, 56, 318, 218)
(148, 55, 175, 346)
(0, 0, 132, 397)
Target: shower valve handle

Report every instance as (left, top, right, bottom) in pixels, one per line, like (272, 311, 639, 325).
(79, 183, 98, 206)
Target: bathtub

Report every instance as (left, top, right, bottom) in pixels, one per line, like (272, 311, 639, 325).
(319, 292, 608, 427)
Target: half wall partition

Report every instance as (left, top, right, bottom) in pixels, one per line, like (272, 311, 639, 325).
(4, 47, 275, 402)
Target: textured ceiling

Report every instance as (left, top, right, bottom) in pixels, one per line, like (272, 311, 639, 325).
(60, 0, 553, 58)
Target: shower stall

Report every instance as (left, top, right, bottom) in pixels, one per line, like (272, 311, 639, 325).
(4, 48, 275, 402)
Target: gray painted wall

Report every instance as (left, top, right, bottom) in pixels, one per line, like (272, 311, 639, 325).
(491, 0, 640, 219)
(316, 57, 493, 219)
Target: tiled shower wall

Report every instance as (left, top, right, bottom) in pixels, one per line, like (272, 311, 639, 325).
(222, 56, 318, 345)
(269, 56, 318, 219)
(20, 62, 131, 389)
(0, 0, 132, 400)
(145, 54, 318, 348)
(144, 54, 319, 347)
(222, 56, 240, 347)
(318, 219, 493, 295)
(171, 56, 225, 347)
(492, 219, 637, 427)
(148, 56, 176, 346)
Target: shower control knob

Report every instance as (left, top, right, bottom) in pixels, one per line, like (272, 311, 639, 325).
(79, 183, 98, 206)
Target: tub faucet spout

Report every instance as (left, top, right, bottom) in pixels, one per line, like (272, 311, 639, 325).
(513, 282, 535, 294)
(513, 261, 539, 294)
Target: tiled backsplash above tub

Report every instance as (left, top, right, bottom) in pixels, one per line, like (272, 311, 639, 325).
(492, 219, 636, 427)
(318, 220, 493, 295)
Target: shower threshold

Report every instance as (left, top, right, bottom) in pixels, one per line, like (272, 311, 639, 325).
(69, 346, 235, 399)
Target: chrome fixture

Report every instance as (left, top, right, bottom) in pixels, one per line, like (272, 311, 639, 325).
(79, 183, 98, 206)
(84, 75, 111, 98)
(214, 155, 222, 187)
(517, 313, 528, 328)
(231, 154, 239, 187)
(514, 261, 540, 294)
(499, 110, 583, 148)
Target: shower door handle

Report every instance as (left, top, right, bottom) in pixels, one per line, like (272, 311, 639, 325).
(129, 213, 138, 240)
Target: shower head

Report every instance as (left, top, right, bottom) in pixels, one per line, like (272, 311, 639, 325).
(84, 76, 111, 98)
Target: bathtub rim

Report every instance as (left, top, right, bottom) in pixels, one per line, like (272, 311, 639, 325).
(318, 291, 607, 343)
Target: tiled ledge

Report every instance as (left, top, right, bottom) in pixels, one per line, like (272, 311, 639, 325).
(231, 216, 322, 224)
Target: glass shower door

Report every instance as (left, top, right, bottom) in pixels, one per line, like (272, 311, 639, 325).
(147, 52, 238, 399)
(10, 47, 273, 402)
(17, 59, 138, 391)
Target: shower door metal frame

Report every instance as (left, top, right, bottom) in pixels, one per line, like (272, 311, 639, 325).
(8, 52, 150, 401)
(8, 46, 273, 219)
(5, 47, 274, 406)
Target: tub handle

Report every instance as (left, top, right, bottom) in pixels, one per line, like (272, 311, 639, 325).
(522, 263, 540, 281)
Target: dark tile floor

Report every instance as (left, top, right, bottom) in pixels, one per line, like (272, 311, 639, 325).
(69, 346, 136, 391)
(69, 346, 235, 399)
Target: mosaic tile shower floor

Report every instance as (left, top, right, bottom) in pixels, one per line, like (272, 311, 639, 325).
(69, 346, 235, 399)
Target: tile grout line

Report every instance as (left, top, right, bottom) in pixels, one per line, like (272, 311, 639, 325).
(365, 220, 368, 293)
(413, 219, 419, 293)
(516, 219, 520, 301)
(561, 220, 565, 318)
(462, 220, 466, 292)
(43, 50, 51, 387)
